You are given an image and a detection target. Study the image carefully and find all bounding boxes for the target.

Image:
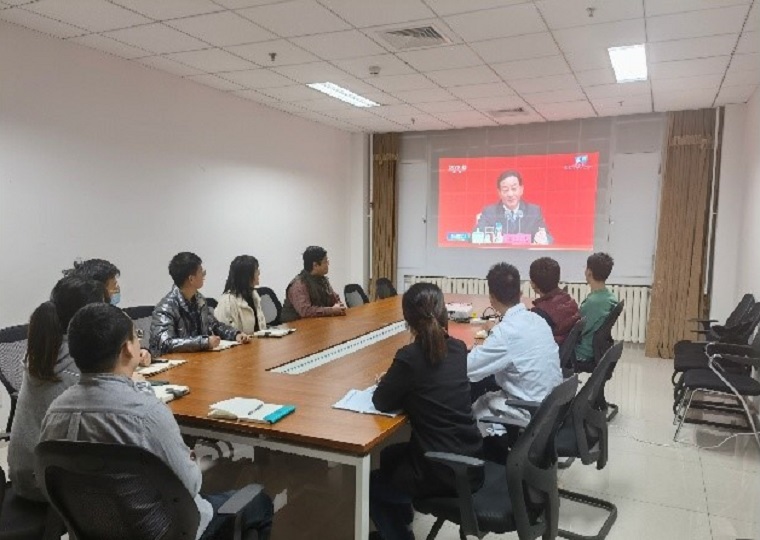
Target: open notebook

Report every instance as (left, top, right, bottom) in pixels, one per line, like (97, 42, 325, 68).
(253, 328, 296, 338)
(137, 359, 187, 377)
(333, 386, 400, 418)
(211, 340, 240, 351)
(152, 384, 189, 404)
(208, 397, 295, 424)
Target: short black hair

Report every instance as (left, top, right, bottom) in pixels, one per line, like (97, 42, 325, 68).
(496, 170, 523, 189)
(486, 262, 521, 306)
(587, 252, 614, 281)
(169, 252, 202, 287)
(303, 246, 327, 272)
(529, 257, 561, 294)
(64, 259, 120, 284)
(68, 303, 134, 374)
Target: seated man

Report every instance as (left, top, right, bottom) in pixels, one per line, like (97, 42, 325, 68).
(467, 263, 561, 457)
(529, 257, 581, 345)
(150, 252, 249, 356)
(37, 303, 273, 540)
(575, 252, 617, 365)
(280, 246, 346, 323)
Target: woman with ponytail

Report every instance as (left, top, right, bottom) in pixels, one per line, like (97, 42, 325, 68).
(370, 283, 483, 540)
(8, 275, 105, 501)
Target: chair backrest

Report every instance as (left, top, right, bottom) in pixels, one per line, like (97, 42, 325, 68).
(375, 278, 397, 300)
(344, 284, 369, 308)
(204, 297, 218, 309)
(256, 287, 282, 326)
(592, 300, 625, 364)
(730, 302, 760, 344)
(505, 376, 578, 540)
(122, 306, 154, 350)
(559, 317, 585, 370)
(36, 440, 199, 540)
(725, 293, 755, 328)
(0, 324, 29, 430)
(568, 342, 623, 469)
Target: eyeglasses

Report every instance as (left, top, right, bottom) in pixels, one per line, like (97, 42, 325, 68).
(135, 329, 144, 339)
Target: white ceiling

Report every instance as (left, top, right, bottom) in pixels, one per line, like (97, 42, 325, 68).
(2, 0, 758, 132)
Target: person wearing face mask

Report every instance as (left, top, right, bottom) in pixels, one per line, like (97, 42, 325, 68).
(65, 258, 152, 366)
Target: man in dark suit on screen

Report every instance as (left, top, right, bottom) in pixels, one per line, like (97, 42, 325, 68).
(474, 170, 552, 245)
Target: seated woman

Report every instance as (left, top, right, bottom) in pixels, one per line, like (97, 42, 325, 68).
(215, 255, 267, 334)
(7, 274, 105, 501)
(371, 283, 483, 540)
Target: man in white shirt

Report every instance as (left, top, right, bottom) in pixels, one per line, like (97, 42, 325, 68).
(468, 262, 562, 442)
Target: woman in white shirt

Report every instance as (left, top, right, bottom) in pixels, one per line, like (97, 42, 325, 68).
(215, 255, 267, 334)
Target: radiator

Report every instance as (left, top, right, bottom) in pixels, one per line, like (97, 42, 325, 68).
(404, 275, 650, 344)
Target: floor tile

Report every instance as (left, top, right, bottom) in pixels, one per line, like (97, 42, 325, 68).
(709, 514, 760, 540)
(703, 465, 760, 523)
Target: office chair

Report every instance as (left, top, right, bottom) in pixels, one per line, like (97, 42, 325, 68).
(374, 278, 397, 300)
(36, 440, 265, 540)
(122, 306, 154, 349)
(205, 297, 219, 309)
(256, 287, 282, 326)
(0, 324, 28, 435)
(344, 284, 369, 308)
(559, 318, 585, 378)
(413, 376, 578, 540)
(689, 293, 754, 342)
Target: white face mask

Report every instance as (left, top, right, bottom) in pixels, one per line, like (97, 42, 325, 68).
(109, 292, 121, 306)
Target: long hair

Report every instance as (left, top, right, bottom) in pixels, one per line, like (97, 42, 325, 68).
(222, 255, 259, 303)
(402, 282, 449, 366)
(26, 275, 105, 381)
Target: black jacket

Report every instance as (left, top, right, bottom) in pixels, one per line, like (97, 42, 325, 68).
(475, 200, 552, 243)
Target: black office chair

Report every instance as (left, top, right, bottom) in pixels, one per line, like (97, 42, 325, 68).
(689, 293, 754, 341)
(555, 342, 623, 540)
(205, 297, 219, 309)
(413, 376, 578, 540)
(375, 278, 397, 300)
(560, 318, 585, 378)
(344, 284, 369, 308)
(0, 324, 28, 435)
(36, 440, 265, 540)
(122, 306, 154, 350)
(256, 287, 282, 326)
(0, 459, 65, 540)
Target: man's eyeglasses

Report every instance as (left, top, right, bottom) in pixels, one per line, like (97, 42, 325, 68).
(135, 329, 144, 340)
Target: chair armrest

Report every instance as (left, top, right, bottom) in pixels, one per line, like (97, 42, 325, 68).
(0, 431, 9, 441)
(479, 415, 525, 429)
(716, 354, 760, 370)
(689, 318, 718, 323)
(425, 451, 485, 470)
(706, 343, 760, 358)
(423, 452, 483, 537)
(503, 399, 541, 415)
(692, 329, 711, 334)
(218, 484, 264, 515)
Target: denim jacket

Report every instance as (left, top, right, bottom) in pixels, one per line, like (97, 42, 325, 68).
(149, 286, 239, 356)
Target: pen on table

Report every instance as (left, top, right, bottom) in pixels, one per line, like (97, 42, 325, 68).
(247, 403, 264, 416)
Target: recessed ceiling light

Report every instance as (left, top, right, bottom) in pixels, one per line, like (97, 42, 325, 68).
(307, 82, 379, 108)
(608, 44, 648, 83)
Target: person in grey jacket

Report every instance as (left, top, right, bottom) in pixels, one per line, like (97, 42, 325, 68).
(39, 303, 273, 540)
(8, 275, 105, 501)
(150, 252, 249, 356)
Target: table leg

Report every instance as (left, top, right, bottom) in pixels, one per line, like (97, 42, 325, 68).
(355, 454, 371, 540)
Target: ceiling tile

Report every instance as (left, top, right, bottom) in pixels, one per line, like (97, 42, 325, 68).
(651, 73, 724, 91)
(536, 0, 643, 30)
(291, 30, 387, 60)
(494, 112, 545, 125)
(424, 0, 529, 17)
(715, 84, 758, 104)
(523, 87, 586, 105)
(563, 48, 613, 71)
(104, 23, 207, 54)
(425, 65, 500, 87)
(415, 100, 473, 113)
(259, 84, 326, 101)
(492, 55, 570, 81)
(272, 61, 353, 83)
(583, 80, 651, 99)
(366, 73, 437, 92)
(647, 34, 738, 63)
(448, 82, 517, 99)
(110, 0, 221, 20)
(648, 56, 730, 79)
(464, 95, 529, 111)
(722, 67, 760, 86)
(325, 107, 378, 120)
(509, 74, 578, 93)
(0, 7, 86, 38)
(69, 33, 151, 59)
(26, 0, 150, 32)
(470, 32, 559, 64)
(729, 52, 760, 71)
(653, 87, 718, 111)
(433, 110, 497, 127)
(135, 55, 204, 76)
(167, 48, 255, 72)
(391, 87, 454, 104)
(647, 6, 750, 42)
(352, 117, 406, 132)
(214, 0, 293, 7)
(644, 0, 750, 17)
(397, 44, 482, 72)
(372, 104, 424, 119)
(747, 2, 759, 31)
(405, 118, 455, 131)
(331, 54, 416, 79)
(1, 0, 37, 5)
(443, 3, 546, 42)
(293, 97, 357, 112)
(187, 73, 245, 90)
(318, 0, 434, 28)
(592, 94, 652, 116)
(166, 11, 275, 47)
(575, 68, 617, 86)
(225, 39, 319, 66)
(553, 18, 645, 52)
(221, 68, 294, 88)
(232, 88, 282, 103)
(736, 30, 760, 54)
(237, 0, 351, 37)
(533, 100, 596, 120)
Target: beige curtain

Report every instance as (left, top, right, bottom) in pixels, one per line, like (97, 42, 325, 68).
(370, 133, 400, 299)
(645, 109, 716, 358)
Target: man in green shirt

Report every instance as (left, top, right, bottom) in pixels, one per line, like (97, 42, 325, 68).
(576, 253, 617, 363)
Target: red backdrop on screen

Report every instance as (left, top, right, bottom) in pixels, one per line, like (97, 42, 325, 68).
(438, 153, 599, 250)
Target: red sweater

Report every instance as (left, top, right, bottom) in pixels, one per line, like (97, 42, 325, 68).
(531, 288, 581, 345)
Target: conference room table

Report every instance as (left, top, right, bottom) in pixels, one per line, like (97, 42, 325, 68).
(154, 294, 495, 540)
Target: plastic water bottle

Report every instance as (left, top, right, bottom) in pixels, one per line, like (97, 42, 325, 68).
(495, 221, 503, 242)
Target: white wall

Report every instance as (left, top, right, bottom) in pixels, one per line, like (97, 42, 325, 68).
(0, 23, 368, 327)
(736, 89, 760, 299)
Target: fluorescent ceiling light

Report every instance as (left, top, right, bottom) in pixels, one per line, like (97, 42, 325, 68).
(307, 82, 379, 107)
(608, 44, 648, 83)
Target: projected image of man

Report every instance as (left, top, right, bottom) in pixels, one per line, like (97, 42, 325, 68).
(475, 170, 551, 245)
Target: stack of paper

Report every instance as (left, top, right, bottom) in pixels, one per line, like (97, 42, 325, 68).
(333, 386, 400, 417)
(137, 359, 187, 376)
(253, 328, 296, 338)
(211, 340, 240, 351)
(153, 384, 189, 403)
(208, 397, 295, 424)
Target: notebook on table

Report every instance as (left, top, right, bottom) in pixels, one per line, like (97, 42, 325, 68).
(137, 359, 187, 376)
(333, 385, 400, 418)
(208, 397, 296, 424)
(253, 328, 296, 338)
(211, 340, 240, 351)
(152, 384, 190, 403)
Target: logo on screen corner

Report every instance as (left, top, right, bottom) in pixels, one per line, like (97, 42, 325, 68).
(564, 154, 590, 170)
(447, 164, 468, 173)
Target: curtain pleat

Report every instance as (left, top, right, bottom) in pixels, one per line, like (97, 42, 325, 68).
(370, 133, 399, 299)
